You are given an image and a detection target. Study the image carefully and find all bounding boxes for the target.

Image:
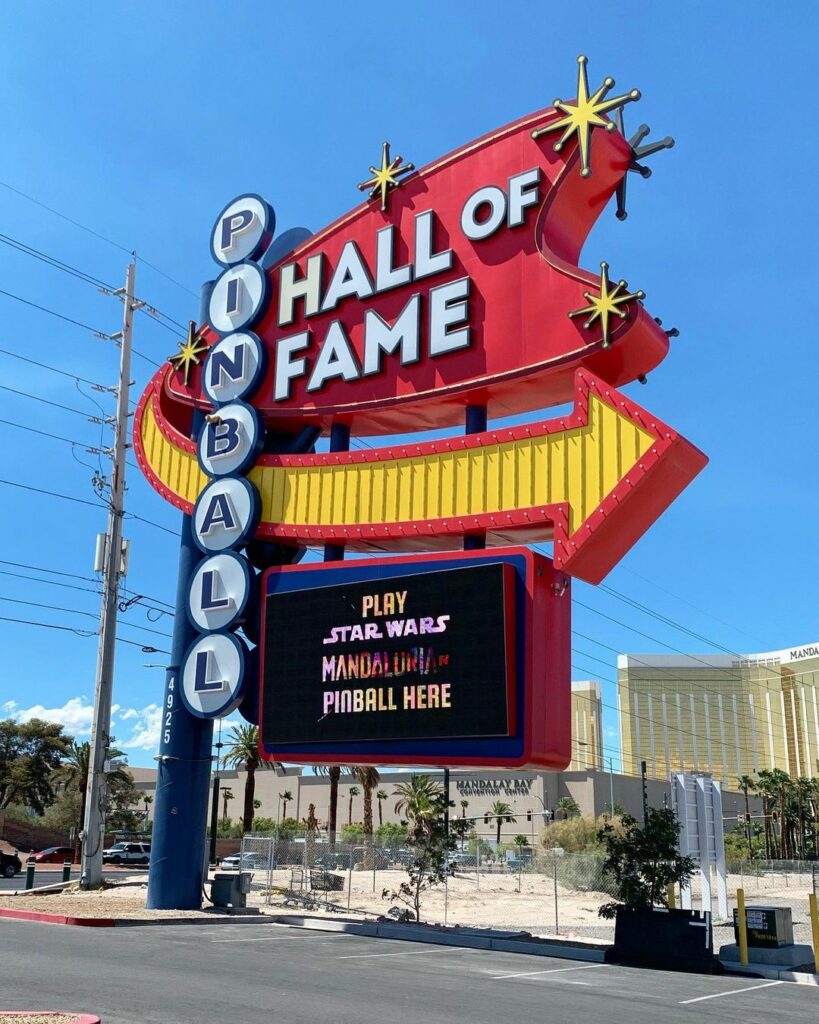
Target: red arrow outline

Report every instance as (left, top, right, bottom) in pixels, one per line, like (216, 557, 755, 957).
(135, 368, 706, 585)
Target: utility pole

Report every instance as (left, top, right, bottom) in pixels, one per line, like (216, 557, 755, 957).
(81, 261, 140, 888)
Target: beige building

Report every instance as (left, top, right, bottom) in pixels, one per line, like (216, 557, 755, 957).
(618, 641, 819, 782)
(568, 680, 603, 772)
(131, 763, 755, 843)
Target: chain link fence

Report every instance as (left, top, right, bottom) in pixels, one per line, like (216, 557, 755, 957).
(232, 835, 819, 953)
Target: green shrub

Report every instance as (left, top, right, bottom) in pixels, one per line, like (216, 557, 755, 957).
(341, 823, 365, 844)
(375, 822, 407, 846)
(541, 815, 609, 853)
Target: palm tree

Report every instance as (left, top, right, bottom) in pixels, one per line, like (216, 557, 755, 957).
(352, 767, 380, 838)
(53, 740, 129, 854)
(393, 774, 442, 820)
(222, 724, 271, 833)
(376, 789, 387, 827)
(348, 785, 360, 825)
(557, 796, 580, 820)
(737, 775, 756, 858)
(460, 799, 469, 817)
(221, 787, 234, 820)
(315, 765, 342, 848)
(281, 790, 293, 819)
(487, 800, 515, 847)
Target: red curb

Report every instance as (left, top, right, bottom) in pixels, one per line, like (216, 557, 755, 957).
(0, 908, 114, 927)
(0, 1015, 100, 1023)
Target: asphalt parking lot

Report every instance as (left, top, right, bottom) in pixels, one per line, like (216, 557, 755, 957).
(0, 918, 816, 1024)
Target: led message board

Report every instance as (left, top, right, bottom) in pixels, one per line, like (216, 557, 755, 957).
(259, 547, 570, 769)
(262, 562, 515, 745)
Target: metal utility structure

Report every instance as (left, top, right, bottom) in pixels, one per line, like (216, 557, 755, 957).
(81, 261, 140, 888)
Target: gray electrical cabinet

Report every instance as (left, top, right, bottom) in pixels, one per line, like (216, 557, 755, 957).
(211, 871, 251, 909)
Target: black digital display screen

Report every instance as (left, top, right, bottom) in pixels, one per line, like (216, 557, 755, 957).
(261, 562, 514, 745)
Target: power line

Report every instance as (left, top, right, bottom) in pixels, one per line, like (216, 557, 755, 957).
(0, 478, 176, 537)
(0, 347, 113, 391)
(0, 287, 112, 337)
(0, 382, 98, 418)
(0, 558, 95, 582)
(0, 417, 94, 449)
(0, 231, 113, 290)
(0, 568, 99, 596)
(0, 178, 198, 301)
(0, 594, 172, 640)
(0, 612, 170, 654)
(0, 476, 103, 509)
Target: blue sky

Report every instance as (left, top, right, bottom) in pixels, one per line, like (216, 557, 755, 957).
(0, 2, 816, 769)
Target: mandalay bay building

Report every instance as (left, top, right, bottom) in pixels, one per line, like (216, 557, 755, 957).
(618, 642, 819, 782)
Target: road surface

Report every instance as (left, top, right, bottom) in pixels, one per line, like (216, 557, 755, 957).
(0, 918, 816, 1024)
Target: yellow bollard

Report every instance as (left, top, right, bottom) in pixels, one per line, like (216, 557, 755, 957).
(809, 893, 819, 968)
(667, 882, 676, 910)
(737, 888, 749, 966)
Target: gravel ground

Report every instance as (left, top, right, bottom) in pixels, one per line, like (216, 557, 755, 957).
(0, 880, 214, 920)
(0, 1015, 89, 1023)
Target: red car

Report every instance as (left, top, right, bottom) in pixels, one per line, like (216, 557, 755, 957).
(31, 846, 75, 864)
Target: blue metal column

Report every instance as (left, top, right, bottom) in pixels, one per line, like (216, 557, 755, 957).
(464, 405, 487, 551)
(323, 422, 351, 562)
(147, 285, 215, 909)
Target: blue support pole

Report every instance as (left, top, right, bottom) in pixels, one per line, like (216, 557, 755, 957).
(146, 467, 213, 909)
(464, 405, 487, 551)
(324, 422, 351, 562)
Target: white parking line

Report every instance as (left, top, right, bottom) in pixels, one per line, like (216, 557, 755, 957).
(680, 980, 783, 1004)
(338, 946, 466, 959)
(491, 963, 609, 981)
(211, 933, 347, 943)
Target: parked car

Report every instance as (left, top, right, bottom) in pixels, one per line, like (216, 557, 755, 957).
(1, 851, 22, 878)
(31, 846, 75, 864)
(447, 852, 477, 869)
(220, 851, 267, 871)
(102, 842, 151, 865)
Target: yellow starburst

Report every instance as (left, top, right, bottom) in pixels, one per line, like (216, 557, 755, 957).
(168, 320, 208, 386)
(532, 55, 641, 178)
(568, 262, 645, 347)
(358, 141, 415, 212)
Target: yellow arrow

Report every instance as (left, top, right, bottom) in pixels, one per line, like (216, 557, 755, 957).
(137, 378, 654, 544)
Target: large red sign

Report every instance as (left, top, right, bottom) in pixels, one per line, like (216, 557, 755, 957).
(165, 106, 669, 434)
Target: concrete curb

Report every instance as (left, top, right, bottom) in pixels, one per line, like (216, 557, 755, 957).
(720, 960, 818, 984)
(263, 913, 607, 961)
(0, 908, 114, 927)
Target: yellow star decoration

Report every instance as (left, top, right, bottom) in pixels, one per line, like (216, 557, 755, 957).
(168, 320, 208, 386)
(532, 55, 641, 178)
(358, 142, 415, 212)
(568, 262, 645, 348)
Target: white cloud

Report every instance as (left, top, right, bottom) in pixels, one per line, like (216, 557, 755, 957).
(117, 704, 162, 752)
(5, 696, 97, 735)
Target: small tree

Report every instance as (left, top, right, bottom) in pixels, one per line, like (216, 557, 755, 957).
(348, 785, 360, 825)
(513, 834, 529, 854)
(487, 800, 515, 847)
(376, 789, 387, 827)
(305, 803, 318, 866)
(597, 809, 695, 919)
(557, 796, 580, 819)
(383, 790, 455, 921)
